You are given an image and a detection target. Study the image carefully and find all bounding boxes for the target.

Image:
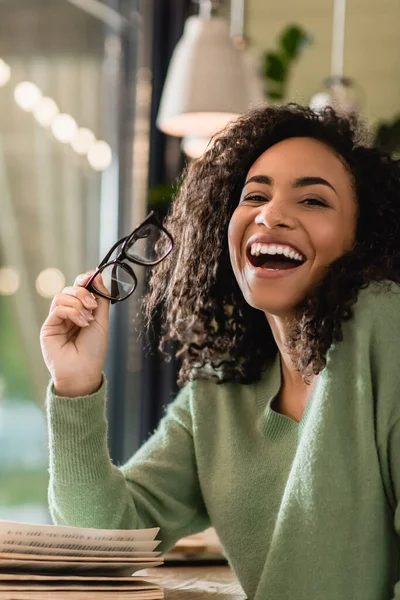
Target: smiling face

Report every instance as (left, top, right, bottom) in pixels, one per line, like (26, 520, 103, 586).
(228, 137, 358, 317)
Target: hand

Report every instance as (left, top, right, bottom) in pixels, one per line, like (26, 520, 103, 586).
(40, 272, 110, 397)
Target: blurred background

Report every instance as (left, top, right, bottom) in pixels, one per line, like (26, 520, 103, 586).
(0, 0, 399, 542)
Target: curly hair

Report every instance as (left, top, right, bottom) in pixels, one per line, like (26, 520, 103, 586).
(141, 104, 400, 387)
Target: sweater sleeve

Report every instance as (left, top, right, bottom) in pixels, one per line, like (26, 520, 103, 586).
(46, 378, 210, 552)
(383, 417, 400, 599)
(385, 419, 400, 599)
(361, 286, 400, 597)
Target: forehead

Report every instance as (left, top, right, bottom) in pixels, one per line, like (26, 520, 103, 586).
(246, 137, 351, 183)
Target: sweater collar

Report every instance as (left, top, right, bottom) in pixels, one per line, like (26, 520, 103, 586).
(256, 352, 321, 442)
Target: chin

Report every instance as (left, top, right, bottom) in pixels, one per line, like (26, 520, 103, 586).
(241, 284, 312, 318)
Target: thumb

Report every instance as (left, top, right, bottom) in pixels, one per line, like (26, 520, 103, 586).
(76, 271, 111, 324)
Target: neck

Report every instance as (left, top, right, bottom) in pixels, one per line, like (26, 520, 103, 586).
(266, 313, 313, 390)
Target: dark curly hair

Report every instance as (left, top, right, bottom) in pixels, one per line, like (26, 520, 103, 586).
(141, 104, 400, 387)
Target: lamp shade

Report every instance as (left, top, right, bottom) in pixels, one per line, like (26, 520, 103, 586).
(310, 76, 361, 116)
(181, 135, 212, 159)
(157, 15, 265, 138)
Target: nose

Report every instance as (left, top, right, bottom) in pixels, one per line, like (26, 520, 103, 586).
(255, 198, 296, 229)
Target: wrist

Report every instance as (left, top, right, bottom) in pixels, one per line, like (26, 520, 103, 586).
(53, 375, 103, 398)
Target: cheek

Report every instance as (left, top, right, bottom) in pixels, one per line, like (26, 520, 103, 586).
(227, 210, 247, 279)
(312, 214, 356, 262)
(227, 212, 242, 257)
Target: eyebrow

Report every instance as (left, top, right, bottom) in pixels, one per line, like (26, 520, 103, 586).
(245, 174, 337, 195)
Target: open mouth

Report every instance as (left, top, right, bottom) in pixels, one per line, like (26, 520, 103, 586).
(246, 248, 306, 271)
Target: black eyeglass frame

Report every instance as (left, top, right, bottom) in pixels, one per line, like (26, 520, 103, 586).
(85, 211, 174, 304)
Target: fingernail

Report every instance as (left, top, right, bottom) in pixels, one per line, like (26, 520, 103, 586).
(77, 274, 90, 284)
(78, 316, 89, 327)
(82, 310, 94, 321)
(83, 297, 97, 309)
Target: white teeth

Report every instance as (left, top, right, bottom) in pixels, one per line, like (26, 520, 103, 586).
(249, 243, 305, 261)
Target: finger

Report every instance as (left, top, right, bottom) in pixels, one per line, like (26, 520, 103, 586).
(50, 293, 96, 322)
(85, 271, 110, 297)
(47, 305, 91, 329)
(89, 272, 112, 322)
(74, 271, 110, 323)
(75, 271, 110, 300)
(74, 271, 95, 287)
(59, 286, 98, 311)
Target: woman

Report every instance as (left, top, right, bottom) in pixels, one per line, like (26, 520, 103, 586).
(41, 105, 400, 599)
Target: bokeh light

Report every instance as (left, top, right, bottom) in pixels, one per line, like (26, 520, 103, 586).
(71, 127, 96, 155)
(87, 140, 113, 171)
(33, 97, 59, 127)
(51, 113, 78, 143)
(0, 59, 11, 88)
(14, 81, 42, 112)
(0, 267, 20, 295)
(36, 268, 65, 298)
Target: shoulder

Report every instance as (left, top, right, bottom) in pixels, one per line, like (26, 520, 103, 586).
(351, 280, 400, 331)
(171, 369, 259, 425)
(348, 282, 400, 436)
(339, 280, 400, 368)
(189, 373, 247, 405)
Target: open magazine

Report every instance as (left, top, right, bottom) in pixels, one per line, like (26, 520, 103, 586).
(0, 520, 164, 599)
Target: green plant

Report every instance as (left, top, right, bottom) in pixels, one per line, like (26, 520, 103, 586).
(148, 182, 176, 208)
(262, 25, 313, 101)
(147, 182, 179, 218)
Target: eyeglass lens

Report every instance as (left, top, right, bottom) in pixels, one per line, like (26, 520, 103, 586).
(91, 221, 172, 300)
(125, 223, 173, 264)
(97, 263, 136, 300)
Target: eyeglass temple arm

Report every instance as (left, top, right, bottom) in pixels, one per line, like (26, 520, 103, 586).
(98, 235, 129, 268)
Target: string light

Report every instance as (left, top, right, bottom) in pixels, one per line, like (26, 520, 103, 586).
(33, 97, 59, 127)
(12, 80, 113, 170)
(14, 82, 42, 112)
(87, 140, 113, 171)
(51, 114, 78, 143)
(71, 127, 96, 155)
(0, 59, 11, 88)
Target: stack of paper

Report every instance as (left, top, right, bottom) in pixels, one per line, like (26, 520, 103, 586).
(0, 520, 164, 599)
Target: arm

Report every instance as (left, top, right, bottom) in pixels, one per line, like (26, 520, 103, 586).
(383, 419, 400, 599)
(47, 378, 210, 552)
(361, 286, 400, 598)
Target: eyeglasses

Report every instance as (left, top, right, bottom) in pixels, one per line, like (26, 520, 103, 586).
(85, 211, 174, 304)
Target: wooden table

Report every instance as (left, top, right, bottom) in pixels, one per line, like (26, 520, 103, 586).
(144, 566, 247, 599)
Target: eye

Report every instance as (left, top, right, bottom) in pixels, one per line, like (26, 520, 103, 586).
(301, 197, 328, 207)
(242, 195, 267, 203)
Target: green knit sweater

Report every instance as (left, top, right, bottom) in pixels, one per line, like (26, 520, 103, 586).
(47, 282, 400, 599)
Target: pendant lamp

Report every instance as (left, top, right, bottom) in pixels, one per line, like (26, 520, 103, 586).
(156, 0, 265, 139)
(181, 135, 211, 159)
(310, 0, 361, 115)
